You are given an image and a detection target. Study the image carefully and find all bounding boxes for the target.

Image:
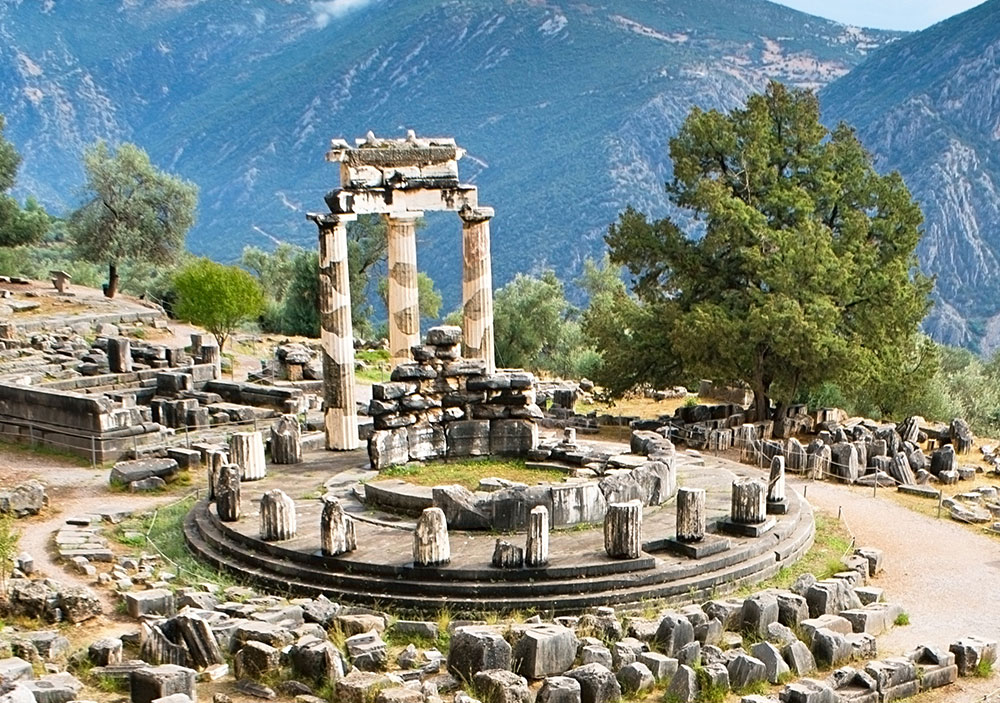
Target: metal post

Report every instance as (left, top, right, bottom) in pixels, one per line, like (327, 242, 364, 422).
(185, 425, 190, 449)
(28, 425, 34, 448)
(90, 435, 97, 469)
(132, 435, 138, 459)
(937, 491, 943, 519)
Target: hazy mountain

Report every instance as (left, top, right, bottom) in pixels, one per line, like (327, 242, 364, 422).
(821, 0, 1000, 352)
(0, 0, 898, 312)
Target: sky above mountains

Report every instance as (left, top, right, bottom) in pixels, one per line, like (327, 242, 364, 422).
(774, 0, 987, 30)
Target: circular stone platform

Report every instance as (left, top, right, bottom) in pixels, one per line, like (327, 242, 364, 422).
(184, 452, 814, 614)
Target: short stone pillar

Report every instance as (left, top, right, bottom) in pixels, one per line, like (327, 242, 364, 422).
(731, 478, 766, 524)
(676, 487, 706, 542)
(413, 507, 450, 566)
(720, 478, 775, 537)
(206, 450, 226, 500)
(200, 341, 220, 378)
(216, 465, 241, 522)
(525, 505, 549, 567)
(190, 333, 204, 358)
(230, 431, 267, 481)
(767, 456, 788, 514)
(604, 500, 642, 559)
(492, 539, 523, 569)
(563, 427, 577, 445)
(270, 415, 302, 464)
(108, 337, 132, 373)
(320, 496, 357, 556)
(459, 205, 496, 374)
(260, 489, 296, 541)
(386, 213, 421, 368)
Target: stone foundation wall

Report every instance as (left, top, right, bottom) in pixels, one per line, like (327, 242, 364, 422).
(0, 382, 164, 461)
(367, 327, 541, 470)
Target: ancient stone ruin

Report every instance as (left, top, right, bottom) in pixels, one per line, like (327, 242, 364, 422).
(307, 132, 498, 451)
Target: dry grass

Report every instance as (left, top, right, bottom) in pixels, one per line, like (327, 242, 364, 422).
(11, 295, 90, 318)
(740, 510, 854, 594)
(575, 393, 695, 420)
(378, 458, 567, 490)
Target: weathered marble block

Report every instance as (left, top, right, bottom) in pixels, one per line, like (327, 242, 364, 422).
(414, 507, 450, 566)
(604, 500, 642, 559)
(260, 489, 296, 541)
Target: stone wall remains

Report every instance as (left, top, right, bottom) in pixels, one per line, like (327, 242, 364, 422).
(367, 326, 541, 470)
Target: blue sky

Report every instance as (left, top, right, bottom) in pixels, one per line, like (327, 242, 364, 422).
(773, 0, 987, 30)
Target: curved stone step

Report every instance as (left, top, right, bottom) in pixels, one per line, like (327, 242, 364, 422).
(183, 494, 815, 614)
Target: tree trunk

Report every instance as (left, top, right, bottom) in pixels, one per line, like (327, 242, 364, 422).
(105, 262, 119, 299)
(752, 388, 771, 421)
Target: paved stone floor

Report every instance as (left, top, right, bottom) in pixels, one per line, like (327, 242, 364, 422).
(217, 448, 801, 576)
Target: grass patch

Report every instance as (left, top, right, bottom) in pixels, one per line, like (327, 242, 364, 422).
(894, 612, 910, 626)
(975, 658, 994, 678)
(114, 495, 241, 588)
(740, 511, 853, 594)
(93, 675, 129, 694)
(356, 349, 391, 385)
(378, 458, 566, 491)
(734, 679, 770, 696)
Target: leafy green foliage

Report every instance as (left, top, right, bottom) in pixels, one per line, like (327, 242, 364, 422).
(173, 258, 265, 351)
(598, 81, 932, 419)
(0, 115, 50, 247)
(278, 250, 320, 338)
(493, 269, 598, 377)
(70, 141, 197, 297)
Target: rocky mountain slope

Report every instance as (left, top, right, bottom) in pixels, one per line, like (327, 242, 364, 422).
(821, 0, 1000, 351)
(0, 0, 897, 312)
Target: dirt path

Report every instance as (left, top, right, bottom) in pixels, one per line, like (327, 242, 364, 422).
(783, 475, 1000, 651)
(0, 449, 178, 619)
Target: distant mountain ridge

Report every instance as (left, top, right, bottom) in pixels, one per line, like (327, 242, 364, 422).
(821, 0, 1000, 352)
(1, 0, 899, 314)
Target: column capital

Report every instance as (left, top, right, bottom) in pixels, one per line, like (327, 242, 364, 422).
(307, 212, 357, 227)
(459, 204, 494, 224)
(384, 211, 424, 223)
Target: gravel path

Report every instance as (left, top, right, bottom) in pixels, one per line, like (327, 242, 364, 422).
(783, 475, 1000, 652)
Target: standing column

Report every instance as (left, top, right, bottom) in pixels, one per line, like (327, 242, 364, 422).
(315, 214, 360, 451)
(386, 213, 421, 368)
(675, 487, 706, 542)
(459, 205, 496, 374)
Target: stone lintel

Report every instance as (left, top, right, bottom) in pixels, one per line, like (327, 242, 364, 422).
(325, 185, 478, 215)
(326, 135, 462, 167)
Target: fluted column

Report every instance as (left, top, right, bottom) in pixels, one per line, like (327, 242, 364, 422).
(676, 487, 706, 542)
(386, 213, 421, 368)
(316, 214, 360, 450)
(604, 500, 642, 559)
(525, 505, 549, 567)
(459, 205, 496, 374)
(731, 478, 767, 525)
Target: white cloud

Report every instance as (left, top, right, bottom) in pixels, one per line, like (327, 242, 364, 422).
(311, 0, 377, 28)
